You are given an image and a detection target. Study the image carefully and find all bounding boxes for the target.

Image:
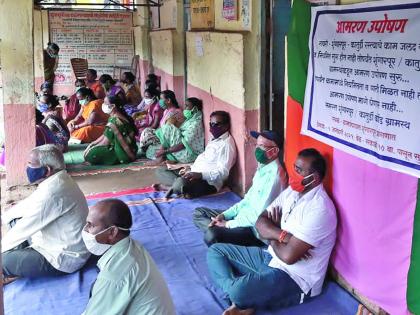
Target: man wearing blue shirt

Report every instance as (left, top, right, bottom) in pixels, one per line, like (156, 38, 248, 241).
(193, 130, 288, 246)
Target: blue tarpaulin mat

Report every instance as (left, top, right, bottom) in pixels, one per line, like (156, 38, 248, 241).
(4, 190, 359, 315)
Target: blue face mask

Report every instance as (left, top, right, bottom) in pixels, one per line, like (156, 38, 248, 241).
(26, 166, 48, 183)
(37, 103, 49, 113)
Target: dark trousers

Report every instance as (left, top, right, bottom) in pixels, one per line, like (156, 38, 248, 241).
(156, 167, 217, 198)
(193, 207, 266, 247)
(2, 241, 66, 278)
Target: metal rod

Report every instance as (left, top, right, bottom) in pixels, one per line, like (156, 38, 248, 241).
(108, 0, 131, 10)
(36, 1, 160, 7)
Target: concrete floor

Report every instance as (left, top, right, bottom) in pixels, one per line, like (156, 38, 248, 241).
(74, 168, 158, 195)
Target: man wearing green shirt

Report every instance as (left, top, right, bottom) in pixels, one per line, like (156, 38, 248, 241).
(193, 130, 288, 246)
(82, 199, 175, 315)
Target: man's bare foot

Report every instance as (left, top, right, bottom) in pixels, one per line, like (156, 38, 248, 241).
(222, 304, 255, 315)
(152, 183, 170, 191)
(3, 276, 19, 285)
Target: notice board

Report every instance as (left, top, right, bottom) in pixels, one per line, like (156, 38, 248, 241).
(302, 0, 420, 177)
(49, 11, 134, 95)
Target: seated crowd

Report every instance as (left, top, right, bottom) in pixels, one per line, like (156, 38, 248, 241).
(4, 67, 338, 315)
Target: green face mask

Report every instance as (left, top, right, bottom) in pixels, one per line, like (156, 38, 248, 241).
(255, 147, 269, 164)
(159, 99, 167, 109)
(183, 107, 195, 120)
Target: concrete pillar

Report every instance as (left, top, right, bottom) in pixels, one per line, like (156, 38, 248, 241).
(0, 0, 35, 187)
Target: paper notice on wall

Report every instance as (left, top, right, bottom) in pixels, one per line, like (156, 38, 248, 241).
(195, 35, 204, 57)
(49, 11, 134, 95)
(302, 0, 420, 177)
(222, 0, 238, 21)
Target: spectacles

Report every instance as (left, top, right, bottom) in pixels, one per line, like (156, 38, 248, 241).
(283, 198, 299, 222)
(210, 121, 223, 127)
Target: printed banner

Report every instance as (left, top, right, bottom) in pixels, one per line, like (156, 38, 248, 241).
(302, 0, 420, 178)
(49, 11, 134, 95)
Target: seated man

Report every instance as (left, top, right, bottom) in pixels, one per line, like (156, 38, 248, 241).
(207, 149, 337, 315)
(2, 144, 90, 284)
(193, 130, 288, 246)
(155, 110, 237, 199)
(82, 199, 175, 315)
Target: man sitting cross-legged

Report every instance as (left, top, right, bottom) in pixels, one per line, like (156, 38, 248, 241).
(2, 144, 90, 284)
(154, 110, 237, 199)
(207, 148, 337, 315)
(193, 130, 288, 247)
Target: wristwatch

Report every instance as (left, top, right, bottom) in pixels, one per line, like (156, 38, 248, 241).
(278, 230, 288, 243)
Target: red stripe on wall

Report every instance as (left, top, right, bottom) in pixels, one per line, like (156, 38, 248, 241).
(285, 96, 334, 194)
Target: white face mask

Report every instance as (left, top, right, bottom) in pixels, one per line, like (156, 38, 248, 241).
(144, 97, 154, 105)
(81, 225, 129, 256)
(102, 103, 114, 114)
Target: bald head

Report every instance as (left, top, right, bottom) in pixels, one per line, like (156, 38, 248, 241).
(86, 199, 132, 238)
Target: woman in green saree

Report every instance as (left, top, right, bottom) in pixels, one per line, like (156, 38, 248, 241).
(84, 96, 138, 165)
(146, 97, 205, 163)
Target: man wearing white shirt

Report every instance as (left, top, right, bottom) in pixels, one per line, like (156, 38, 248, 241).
(155, 111, 237, 198)
(207, 148, 337, 315)
(2, 144, 90, 284)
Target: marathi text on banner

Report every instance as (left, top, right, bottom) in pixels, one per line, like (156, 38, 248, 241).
(302, 0, 420, 178)
(48, 11, 134, 95)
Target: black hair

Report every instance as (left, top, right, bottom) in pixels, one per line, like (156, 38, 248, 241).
(99, 74, 115, 85)
(161, 90, 179, 108)
(123, 72, 136, 83)
(74, 79, 86, 86)
(210, 110, 230, 126)
(107, 95, 138, 136)
(41, 94, 59, 110)
(146, 73, 158, 82)
(87, 69, 97, 77)
(47, 42, 60, 52)
(145, 80, 159, 91)
(97, 199, 133, 236)
(186, 97, 203, 111)
(77, 87, 96, 100)
(40, 81, 53, 91)
(35, 109, 44, 124)
(144, 88, 159, 98)
(298, 148, 327, 180)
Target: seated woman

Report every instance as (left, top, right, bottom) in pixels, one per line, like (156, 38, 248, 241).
(133, 88, 162, 134)
(38, 94, 70, 151)
(138, 90, 184, 158)
(35, 109, 56, 147)
(86, 69, 106, 99)
(67, 87, 108, 143)
(84, 96, 138, 165)
(62, 79, 85, 122)
(99, 74, 126, 104)
(146, 97, 204, 163)
(121, 72, 142, 115)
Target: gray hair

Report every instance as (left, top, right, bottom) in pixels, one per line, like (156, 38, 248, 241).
(31, 144, 65, 172)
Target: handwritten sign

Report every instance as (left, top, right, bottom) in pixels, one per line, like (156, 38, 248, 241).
(302, 0, 420, 177)
(49, 11, 134, 95)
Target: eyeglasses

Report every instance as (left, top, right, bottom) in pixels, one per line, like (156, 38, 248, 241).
(283, 198, 299, 223)
(210, 121, 224, 127)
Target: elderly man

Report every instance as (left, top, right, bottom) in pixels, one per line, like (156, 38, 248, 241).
(155, 110, 237, 199)
(193, 130, 288, 246)
(82, 199, 175, 315)
(207, 149, 337, 315)
(2, 144, 90, 284)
